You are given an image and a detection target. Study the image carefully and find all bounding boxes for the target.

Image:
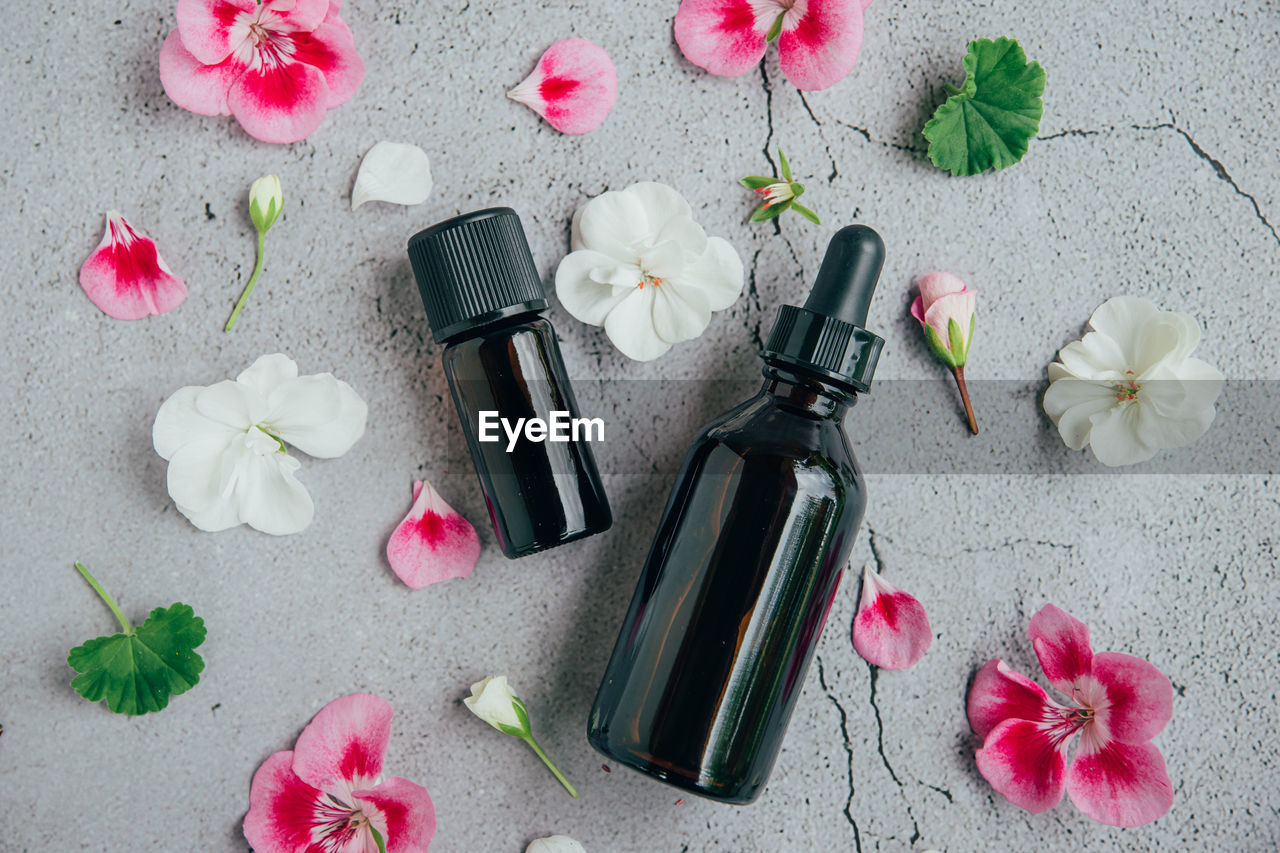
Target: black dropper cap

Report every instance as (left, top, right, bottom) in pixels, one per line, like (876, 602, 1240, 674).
(761, 225, 885, 394)
(407, 208, 549, 343)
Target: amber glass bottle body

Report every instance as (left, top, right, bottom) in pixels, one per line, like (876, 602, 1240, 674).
(442, 313, 612, 558)
(588, 364, 866, 803)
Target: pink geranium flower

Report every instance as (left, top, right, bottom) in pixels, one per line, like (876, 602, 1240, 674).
(159, 0, 364, 144)
(673, 0, 873, 91)
(968, 604, 1175, 827)
(80, 211, 187, 320)
(244, 693, 436, 852)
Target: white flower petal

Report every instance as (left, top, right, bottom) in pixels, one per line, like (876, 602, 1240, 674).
(1087, 295, 1160, 353)
(1132, 311, 1202, 377)
(575, 189, 648, 263)
(166, 436, 243, 532)
(1087, 405, 1157, 467)
(637, 239, 691, 281)
(627, 181, 693, 235)
(464, 676, 525, 731)
(351, 141, 433, 210)
(653, 213, 708, 256)
(1056, 331, 1129, 380)
(236, 353, 300, 398)
(555, 249, 639, 326)
(670, 236, 744, 312)
(603, 286, 672, 361)
(527, 836, 587, 853)
(263, 374, 368, 458)
(1043, 378, 1117, 450)
(195, 379, 268, 430)
(652, 282, 711, 344)
(153, 385, 240, 460)
(234, 440, 315, 535)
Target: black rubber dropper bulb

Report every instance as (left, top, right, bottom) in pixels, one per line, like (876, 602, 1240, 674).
(804, 224, 884, 327)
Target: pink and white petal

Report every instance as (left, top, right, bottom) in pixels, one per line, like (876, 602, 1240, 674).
(975, 718, 1070, 814)
(227, 57, 330, 144)
(921, 289, 975, 344)
(604, 287, 673, 361)
(967, 659, 1057, 740)
(237, 353, 301, 398)
(79, 212, 187, 321)
(555, 250, 640, 326)
(386, 480, 482, 589)
(261, 0, 331, 32)
(1042, 378, 1116, 451)
(292, 693, 394, 793)
(233, 437, 315, 535)
(176, 0, 256, 65)
(287, 20, 365, 108)
(673, 0, 771, 79)
(1066, 737, 1174, 827)
(159, 30, 245, 116)
(778, 0, 864, 91)
(909, 294, 926, 327)
(651, 282, 711, 344)
(354, 777, 437, 853)
(166, 436, 243, 532)
(243, 750, 326, 853)
(1091, 651, 1173, 744)
(153, 385, 241, 460)
(1028, 604, 1094, 697)
(508, 38, 617, 135)
(915, 271, 966, 313)
(850, 564, 932, 670)
(1086, 404, 1157, 467)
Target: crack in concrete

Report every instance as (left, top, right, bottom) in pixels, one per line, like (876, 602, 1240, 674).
(816, 656, 863, 853)
(760, 61, 777, 174)
(796, 91, 840, 183)
(833, 119, 926, 153)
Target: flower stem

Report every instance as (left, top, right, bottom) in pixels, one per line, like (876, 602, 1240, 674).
(225, 230, 267, 331)
(74, 562, 132, 634)
(952, 366, 979, 435)
(523, 735, 578, 798)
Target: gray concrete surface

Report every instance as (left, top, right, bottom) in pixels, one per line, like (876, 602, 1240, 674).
(3, 0, 1279, 850)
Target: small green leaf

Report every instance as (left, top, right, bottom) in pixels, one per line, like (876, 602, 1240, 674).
(923, 324, 958, 367)
(739, 176, 777, 189)
(369, 824, 388, 853)
(922, 37, 1046, 176)
(750, 203, 788, 222)
(789, 181, 805, 198)
(947, 317, 968, 366)
(778, 148, 793, 181)
(765, 12, 783, 43)
(791, 203, 822, 224)
(67, 564, 206, 716)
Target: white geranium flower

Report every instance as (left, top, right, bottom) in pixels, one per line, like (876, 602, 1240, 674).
(526, 836, 587, 853)
(152, 354, 368, 534)
(1043, 296, 1223, 467)
(555, 182, 744, 361)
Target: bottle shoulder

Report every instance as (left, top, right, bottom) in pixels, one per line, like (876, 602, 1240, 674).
(693, 394, 860, 482)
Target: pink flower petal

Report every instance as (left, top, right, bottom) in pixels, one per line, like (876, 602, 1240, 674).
(967, 659, 1058, 740)
(176, 0, 256, 65)
(291, 693, 393, 793)
(673, 0, 771, 79)
(777, 0, 865, 91)
(243, 750, 326, 853)
(79, 211, 187, 320)
(354, 777, 438, 853)
(916, 271, 966, 311)
(850, 564, 931, 670)
(1091, 651, 1174, 744)
(287, 20, 365, 108)
(262, 0, 331, 32)
(975, 718, 1070, 813)
(159, 29, 246, 115)
(227, 55, 330, 143)
(386, 480, 482, 589)
(508, 38, 618, 135)
(920, 288, 976, 343)
(1066, 737, 1174, 827)
(1029, 603, 1094, 697)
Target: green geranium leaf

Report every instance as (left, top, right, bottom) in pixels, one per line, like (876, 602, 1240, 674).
(791, 203, 822, 224)
(923, 37, 1046, 176)
(739, 176, 776, 189)
(66, 563, 206, 715)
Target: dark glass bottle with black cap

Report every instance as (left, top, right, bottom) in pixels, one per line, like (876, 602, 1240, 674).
(407, 208, 611, 558)
(588, 225, 887, 803)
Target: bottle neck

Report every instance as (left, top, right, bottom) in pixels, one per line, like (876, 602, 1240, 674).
(759, 362, 856, 419)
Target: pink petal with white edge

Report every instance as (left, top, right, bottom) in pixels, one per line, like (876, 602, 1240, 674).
(777, 0, 865, 91)
(354, 777, 438, 853)
(913, 271, 967, 317)
(159, 30, 246, 116)
(291, 693, 393, 794)
(967, 659, 1058, 740)
(920, 289, 976, 343)
(850, 564, 931, 670)
(673, 0, 771, 79)
(386, 481, 482, 589)
(975, 718, 1070, 813)
(243, 750, 326, 853)
(227, 54, 329, 143)
(261, 0, 331, 33)
(1066, 736, 1173, 827)
(1028, 603, 1095, 697)
(1091, 651, 1174, 744)
(288, 20, 365, 108)
(508, 38, 618, 135)
(176, 0, 256, 65)
(79, 211, 187, 320)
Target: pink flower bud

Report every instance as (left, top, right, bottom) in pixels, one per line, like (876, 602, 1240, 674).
(911, 272, 976, 368)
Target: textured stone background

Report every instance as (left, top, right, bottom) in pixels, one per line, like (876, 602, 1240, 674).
(3, 0, 1279, 850)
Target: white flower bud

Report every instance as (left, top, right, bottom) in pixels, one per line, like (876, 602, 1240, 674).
(249, 174, 283, 233)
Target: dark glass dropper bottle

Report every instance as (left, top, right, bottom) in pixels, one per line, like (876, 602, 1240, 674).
(588, 225, 886, 804)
